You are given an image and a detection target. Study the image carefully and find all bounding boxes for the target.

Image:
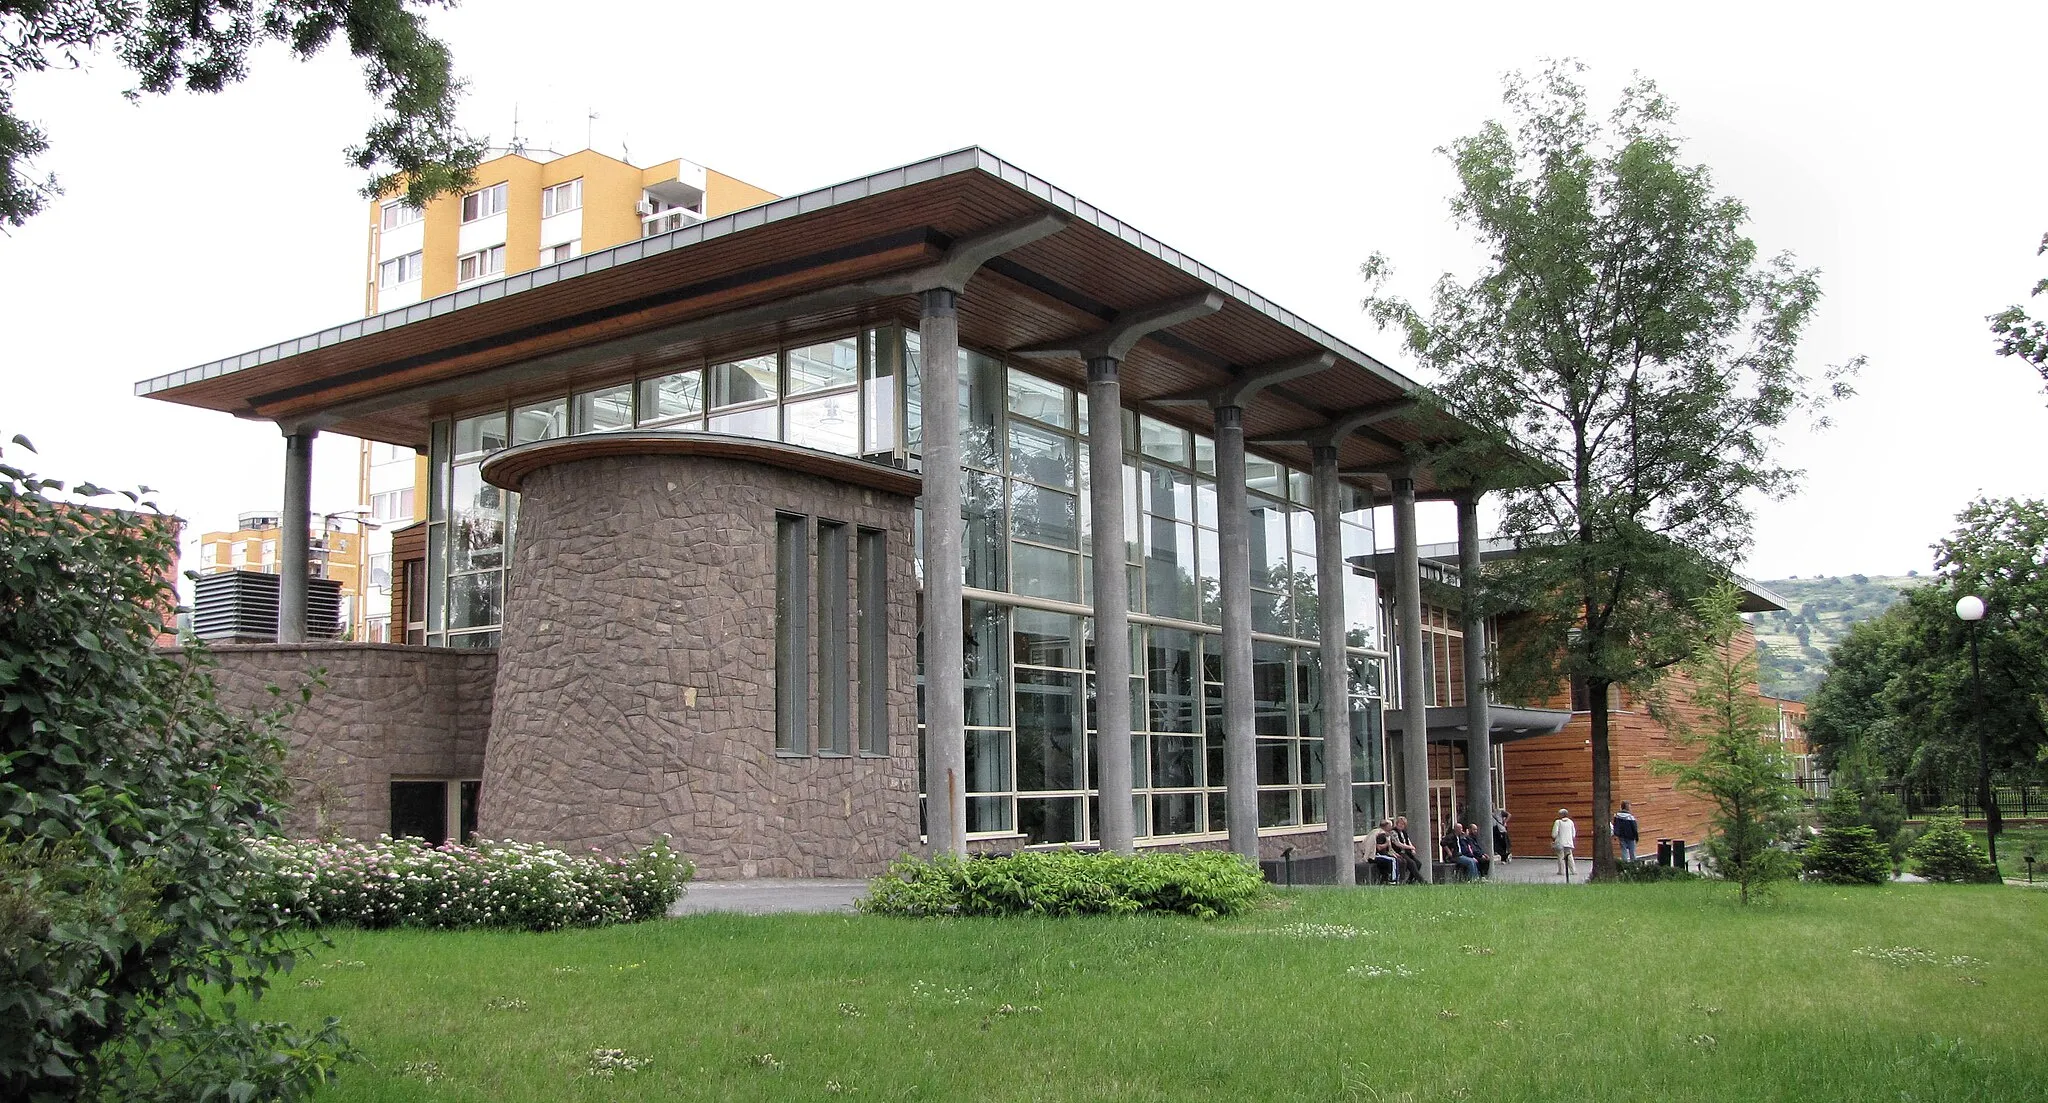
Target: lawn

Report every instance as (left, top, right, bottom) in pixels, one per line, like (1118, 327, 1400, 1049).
(1968, 824, 2048, 879)
(263, 882, 2045, 1102)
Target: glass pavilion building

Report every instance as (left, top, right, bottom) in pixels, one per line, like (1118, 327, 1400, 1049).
(141, 148, 1555, 880)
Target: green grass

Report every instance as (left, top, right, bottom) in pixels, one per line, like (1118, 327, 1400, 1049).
(263, 882, 2046, 1102)
(1968, 824, 2048, 878)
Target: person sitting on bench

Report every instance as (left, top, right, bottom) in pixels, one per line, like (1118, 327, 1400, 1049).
(1390, 815, 1424, 883)
(1452, 822, 1489, 881)
(1368, 818, 1400, 884)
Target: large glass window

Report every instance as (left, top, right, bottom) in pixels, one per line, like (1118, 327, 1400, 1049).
(710, 355, 778, 409)
(572, 386, 633, 434)
(775, 514, 809, 754)
(787, 337, 858, 396)
(638, 370, 704, 425)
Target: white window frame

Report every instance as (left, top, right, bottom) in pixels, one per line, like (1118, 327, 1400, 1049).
(541, 178, 582, 218)
(378, 251, 424, 289)
(457, 244, 506, 285)
(541, 240, 581, 265)
(380, 200, 423, 231)
(460, 182, 508, 223)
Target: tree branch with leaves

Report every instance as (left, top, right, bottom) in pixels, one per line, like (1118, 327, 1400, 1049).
(1, 0, 485, 228)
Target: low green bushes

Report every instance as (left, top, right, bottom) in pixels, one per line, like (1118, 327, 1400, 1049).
(858, 850, 1265, 919)
(249, 836, 691, 931)
(1613, 860, 1701, 882)
(1908, 817, 1999, 884)
(1803, 825, 1892, 884)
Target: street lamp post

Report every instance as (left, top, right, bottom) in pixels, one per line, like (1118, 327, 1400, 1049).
(1955, 594, 1999, 870)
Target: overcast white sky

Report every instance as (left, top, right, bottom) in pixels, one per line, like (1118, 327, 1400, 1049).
(3, 1, 2043, 581)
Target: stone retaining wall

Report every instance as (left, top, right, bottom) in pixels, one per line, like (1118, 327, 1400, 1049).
(198, 643, 496, 840)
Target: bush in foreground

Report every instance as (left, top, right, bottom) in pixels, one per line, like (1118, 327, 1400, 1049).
(1908, 817, 1999, 884)
(2, 437, 351, 1102)
(858, 850, 1265, 919)
(249, 836, 691, 931)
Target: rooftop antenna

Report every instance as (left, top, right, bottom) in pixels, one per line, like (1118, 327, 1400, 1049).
(586, 108, 598, 151)
(509, 104, 527, 157)
(621, 135, 630, 166)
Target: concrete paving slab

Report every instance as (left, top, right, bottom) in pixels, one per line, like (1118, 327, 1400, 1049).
(669, 878, 868, 916)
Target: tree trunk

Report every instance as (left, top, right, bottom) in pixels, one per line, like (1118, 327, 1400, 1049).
(1588, 677, 1616, 881)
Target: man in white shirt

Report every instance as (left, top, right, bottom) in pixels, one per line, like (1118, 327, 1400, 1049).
(1552, 808, 1578, 879)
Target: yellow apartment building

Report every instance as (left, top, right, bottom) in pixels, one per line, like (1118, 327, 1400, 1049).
(355, 148, 778, 641)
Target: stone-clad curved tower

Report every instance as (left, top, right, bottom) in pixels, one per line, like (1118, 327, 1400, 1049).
(478, 433, 921, 878)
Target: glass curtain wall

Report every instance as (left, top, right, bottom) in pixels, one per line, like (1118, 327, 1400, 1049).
(422, 325, 1391, 845)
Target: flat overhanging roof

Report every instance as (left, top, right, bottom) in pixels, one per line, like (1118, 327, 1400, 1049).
(137, 146, 1528, 495)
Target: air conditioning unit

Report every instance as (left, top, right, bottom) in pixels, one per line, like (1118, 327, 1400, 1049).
(636, 198, 656, 216)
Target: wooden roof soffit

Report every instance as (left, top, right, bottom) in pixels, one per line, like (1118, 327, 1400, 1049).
(1148, 351, 1336, 410)
(1012, 291, 1226, 362)
(866, 212, 1073, 296)
(1252, 398, 1419, 447)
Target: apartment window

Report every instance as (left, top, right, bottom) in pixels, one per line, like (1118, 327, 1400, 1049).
(460, 181, 508, 223)
(817, 520, 851, 756)
(541, 179, 582, 217)
(371, 488, 415, 522)
(541, 240, 580, 265)
(370, 442, 408, 464)
(458, 245, 505, 285)
(200, 544, 218, 568)
(857, 527, 887, 755)
(378, 251, 423, 289)
(775, 513, 810, 754)
(260, 539, 276, 566)
(230, 543, 246, 567)
(369, 553, 392, 591)
(380, 200, 423, 231)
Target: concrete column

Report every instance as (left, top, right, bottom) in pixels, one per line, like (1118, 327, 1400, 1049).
(919, 289, 967, 859)
(1390, 467, 1432, 882)
(1212, 406, 1259, 859)
(1457, 493, 1494, 860)
(1087, 356, 1136, 854)
(278, 428, 316, 644)
(1313, 446, 1356, 884)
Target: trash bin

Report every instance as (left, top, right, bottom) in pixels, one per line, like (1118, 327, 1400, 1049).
(1671, 839, 1687, 870)
(1656, 838, 1672, 867)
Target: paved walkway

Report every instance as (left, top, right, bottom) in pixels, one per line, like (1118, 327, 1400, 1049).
(669, 878, 867, 916)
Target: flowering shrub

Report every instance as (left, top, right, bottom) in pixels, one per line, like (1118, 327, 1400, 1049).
(858, 850, 1265, 919)
(249, 835, 691, 931)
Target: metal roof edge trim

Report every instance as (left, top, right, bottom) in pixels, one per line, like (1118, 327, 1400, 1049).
(136, 144, 1427, 408)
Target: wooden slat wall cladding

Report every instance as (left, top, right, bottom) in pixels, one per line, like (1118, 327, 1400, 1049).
(1499, 627, 1771, 858)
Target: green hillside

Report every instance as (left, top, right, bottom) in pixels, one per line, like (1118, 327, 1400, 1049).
(1748, 574, 1925, 700)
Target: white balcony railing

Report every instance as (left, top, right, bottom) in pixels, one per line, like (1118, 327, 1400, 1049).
(642, 208, 706, 238)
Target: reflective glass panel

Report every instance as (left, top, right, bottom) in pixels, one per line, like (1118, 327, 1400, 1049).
(784, 393, 859, 455)
(572, 385, 633, 434)
(960, 350, 1004, 470)
(1011, 483, 1078, 549)
(1015, 668, 1083, 791)
(1007, 368, 1072, 429)
(1011, 542, 1079, 603)
(1014, 609, 1082, 669)
(709, 354, 778, 409)
(512, 399, 567, 445)
(1152, 792, 1201, 836)
(450, 463, 502, 572)
(1017, 797, 1081, 844)
(638, 370, 704, 423)
(1145, 519, 1198, 623)
(1138, 416, 1189, 465)
(787, 337, 858, 396)
(1146, 628, 1199, 734)
(449, 571, 501, 629)
(1009, 421, 1076, 489)
(1145, 464, 1193, 523)
(454, 412, 507, 458)
(963, 471, 1006, 590)
(707, 406, 777, 441)
(963, 600, 1009, 726)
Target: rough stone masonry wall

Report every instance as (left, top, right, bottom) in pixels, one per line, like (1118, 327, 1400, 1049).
(482, 453, 921, 879)
(199, 643, 496, 840)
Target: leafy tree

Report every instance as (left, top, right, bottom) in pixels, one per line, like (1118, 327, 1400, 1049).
(1363, 60, 1855, 879)
(1808, 498, 2047, 863)
(1653, 585, 1804, 903)
(1987, 231, 2048, 400)
(2, 0, 485, 228)
(1, 436, 351, 1101)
